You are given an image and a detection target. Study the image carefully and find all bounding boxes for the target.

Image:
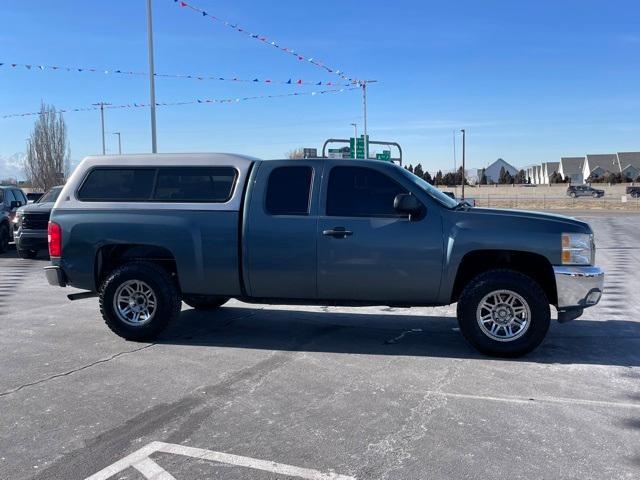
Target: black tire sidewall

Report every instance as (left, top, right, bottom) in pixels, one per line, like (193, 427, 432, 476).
(17, 249, 37, 259)
(457, 270, 550, 357)
(100, 263, 179, 341)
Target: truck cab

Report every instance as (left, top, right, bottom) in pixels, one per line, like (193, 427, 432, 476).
(45, 153, 604, 357)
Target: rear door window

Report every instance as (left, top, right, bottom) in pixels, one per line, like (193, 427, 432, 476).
(78, 168, 155, 201)
(153, 167, 237, 202)
(265, 166, 313, 215)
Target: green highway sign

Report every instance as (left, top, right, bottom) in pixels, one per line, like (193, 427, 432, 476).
(350, 135, 369, 159)
(376, 150, 391, 161)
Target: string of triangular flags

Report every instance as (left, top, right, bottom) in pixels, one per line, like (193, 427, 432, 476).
(1, 87, 357, 119)
(172, 0, 354, 83)
(0, 62, 353, 87)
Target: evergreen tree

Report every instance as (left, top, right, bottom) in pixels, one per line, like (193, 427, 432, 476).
(480, 168, 488, 185)
(414, 164, 424, 178)
(423, 170, 433, 184)
(498, 166, 507, 184)
(435, 170, 443, 185)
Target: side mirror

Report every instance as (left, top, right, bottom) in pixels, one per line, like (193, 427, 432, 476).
(394, 193, 424, 220)
(10, 201, 20, 209)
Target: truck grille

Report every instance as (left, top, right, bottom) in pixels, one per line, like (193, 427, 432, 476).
(21, 212, 50, 230)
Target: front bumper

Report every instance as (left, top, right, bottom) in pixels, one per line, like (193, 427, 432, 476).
(554, 266, 604, 309)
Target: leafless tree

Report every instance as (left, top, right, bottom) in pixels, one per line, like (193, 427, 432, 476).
(287, 148, 305, 159)
(24, 102, 70, 191)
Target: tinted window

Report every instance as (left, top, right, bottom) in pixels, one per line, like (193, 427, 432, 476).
(78, 168, 155, 201)
(154, 167, 236, 202)
(38, 187, 63, 204)
(265, 167, 313, 215)
(4, 189, 15, 205)
(14, 190, 27, 204)
(327, 166, 407, 217)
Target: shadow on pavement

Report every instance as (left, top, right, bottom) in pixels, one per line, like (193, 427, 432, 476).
(156, 306, 640, 367)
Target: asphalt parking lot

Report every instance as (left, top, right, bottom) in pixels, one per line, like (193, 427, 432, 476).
(1, 211, 639, 480)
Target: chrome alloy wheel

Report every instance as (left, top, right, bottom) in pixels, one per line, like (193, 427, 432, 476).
(113, 280, 157, 326)
(476, 289, 531, 342)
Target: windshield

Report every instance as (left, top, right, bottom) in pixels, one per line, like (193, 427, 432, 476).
(38, 187, 63, 204)
(396, 165, 459, 208)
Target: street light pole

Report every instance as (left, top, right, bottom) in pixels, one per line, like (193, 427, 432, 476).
(360, 80, 377, 159)
(453, 130, 457, 196)
(113, 132, 122, 154)
(92, 102, 111, 155)
(460, 129, 466, 200)
(146, 0, 158, 153)
(350, 122, 358, 140)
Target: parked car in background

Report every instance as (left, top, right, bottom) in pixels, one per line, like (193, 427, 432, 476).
(26, 192, 45, 203)
(45, 154, 604, 358)
(626, 186, 640, 198)
(441, 191, 476, 207)
(14, 186, 64, 259)
(0, 186, 28, 253)
(567, 185, 604, 198)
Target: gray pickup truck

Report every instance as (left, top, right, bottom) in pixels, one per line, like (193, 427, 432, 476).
(45, 153, 604, 357)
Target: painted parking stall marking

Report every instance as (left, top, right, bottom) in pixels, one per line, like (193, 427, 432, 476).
(85, 441, 356, 480)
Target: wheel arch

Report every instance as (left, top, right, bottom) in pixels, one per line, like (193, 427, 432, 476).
(95, 243, 180, 292)
(451, 250, 557, 306)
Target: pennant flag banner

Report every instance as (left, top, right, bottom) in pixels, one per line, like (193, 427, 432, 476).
(1, 87, 357, 119)
(0, 61, 353, 87)
(171, 0, 354, 83)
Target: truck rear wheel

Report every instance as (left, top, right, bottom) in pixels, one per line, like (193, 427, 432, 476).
(456, 269, 550, 357)
(99, 262, 181, 341)
(183, 295, 230, 310)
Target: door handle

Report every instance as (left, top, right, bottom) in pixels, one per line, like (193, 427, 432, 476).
(322, 227, 353, 238)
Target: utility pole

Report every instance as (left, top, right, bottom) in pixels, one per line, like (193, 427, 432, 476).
(453, 130, 457, 196)
(360, 80, 377, 159)
(460, 129, 466, 200)
(113, 132, 122, 154)
(92, 102, 111, 155)
(146, 0, 158, 153)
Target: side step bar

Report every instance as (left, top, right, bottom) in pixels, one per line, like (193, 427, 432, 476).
(67, 291, 98, 301)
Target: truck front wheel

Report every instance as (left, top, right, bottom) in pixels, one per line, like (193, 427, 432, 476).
(456, 269, 550, 357)
(99, 262, 181, 341)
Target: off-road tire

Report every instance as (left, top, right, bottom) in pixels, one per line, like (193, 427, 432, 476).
(183, 295, 230, 310)
(456, 269, 550, 357)
(0, 223, 10, 253)
(99, 261, 181, 341)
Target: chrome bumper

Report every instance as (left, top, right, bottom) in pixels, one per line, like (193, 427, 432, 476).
(554, 266, 604, 309)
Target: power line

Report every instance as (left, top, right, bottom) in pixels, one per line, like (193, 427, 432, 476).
(1, 87, 357, 120)
(172, 0, 354, 82)
(0, 61, 352, 87)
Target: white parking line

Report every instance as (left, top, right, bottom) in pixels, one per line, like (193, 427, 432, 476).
(133, 457, 177, 480)
(85, 441, 355, 480)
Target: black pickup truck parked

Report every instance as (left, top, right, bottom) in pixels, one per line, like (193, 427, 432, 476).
(14, 186, 63, 258)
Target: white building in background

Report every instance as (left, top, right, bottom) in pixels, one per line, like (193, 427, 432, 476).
(558, 157, 585, 184)
(583, 154, 617, 181)
(466, 158, 519, 184)
(540, 161, 559, 184)
(617, 152, 640, 180)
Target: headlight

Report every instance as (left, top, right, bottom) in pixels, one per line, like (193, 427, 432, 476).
(12, 212, 21, 224)
(561, 233, 594, 265)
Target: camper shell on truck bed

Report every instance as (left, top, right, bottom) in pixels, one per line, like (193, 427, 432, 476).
(46, 153, 604, 358)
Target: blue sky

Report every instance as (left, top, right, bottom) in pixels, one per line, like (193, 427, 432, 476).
(1, 0, 639, 178)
